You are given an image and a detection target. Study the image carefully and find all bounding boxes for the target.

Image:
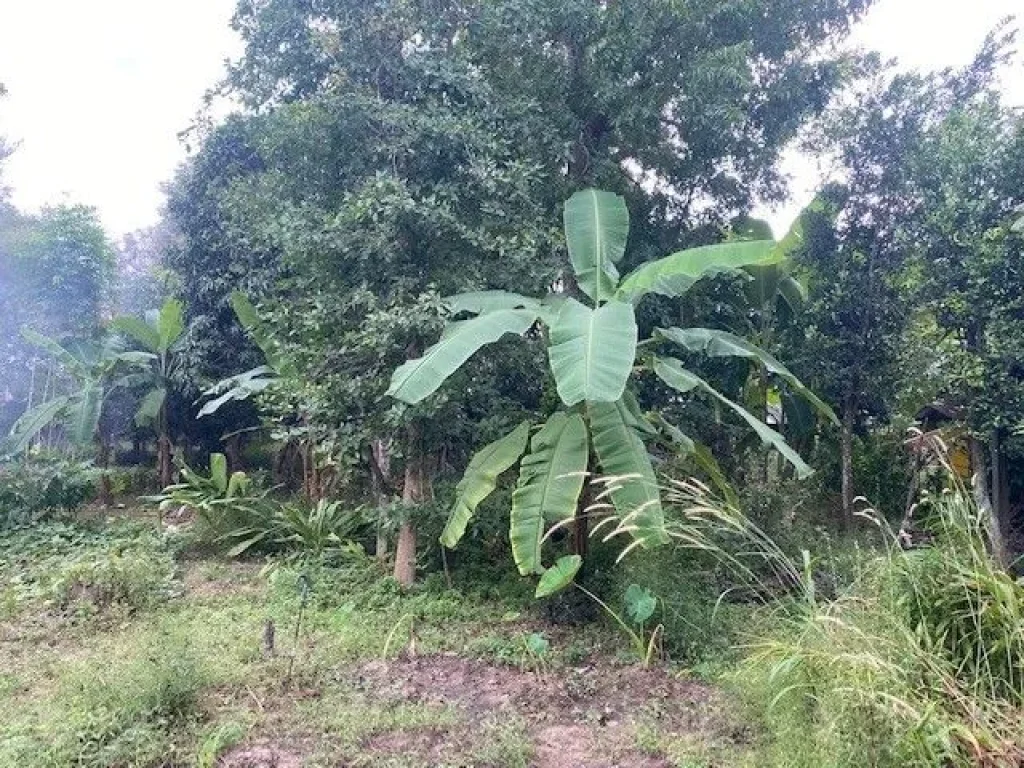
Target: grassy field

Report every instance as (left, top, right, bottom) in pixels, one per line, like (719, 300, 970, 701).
(0, 519, 754, 768)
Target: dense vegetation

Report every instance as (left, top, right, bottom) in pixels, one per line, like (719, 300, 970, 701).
(2, 2, 1024, 766)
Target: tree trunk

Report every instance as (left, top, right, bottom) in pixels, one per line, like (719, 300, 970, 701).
(989, 431, 1009, 568)
(970, 435, 995, 532)
(224, 433, 244, 473)
(394, 423, 427, 587)
(370, 439, 392, 561)
(96, 437, 113, 507)
(840, 396, 855, 531)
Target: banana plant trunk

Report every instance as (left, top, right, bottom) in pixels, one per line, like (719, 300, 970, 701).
(157, 405, 173, 489)
(395, 423, 428, 587)
(96, 436, 113, 507)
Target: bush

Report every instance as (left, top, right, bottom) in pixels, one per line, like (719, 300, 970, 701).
(150, 453, 369, 559)
(0, 456, 99, 527)
(0, 520, 176, 617)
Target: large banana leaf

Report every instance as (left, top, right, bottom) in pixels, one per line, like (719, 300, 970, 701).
(440, 421, 532, 549)
(21, 328, 88, 377)
(135, 387, 167, 427)
(588, 399, 666, 545)
(70, 383, 103, 445)
(445, 291, 541, 316)
(509, 412, 589, 575)
(616, 241, 779, 304)
(388, 308, 539, 404)
(3, 396, 71, 456)
(548, 298, 637, 406)
(110, 316, 161, 353)
(656, 327, 837, 424)
(652, 356, 813, 479)
(157, 298, 185, 352)
(197, 366, 277, 417)
(563, 189, 628, 303)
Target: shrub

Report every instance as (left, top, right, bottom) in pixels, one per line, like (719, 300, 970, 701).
(150, 453, 368, 559)
(0, 456, 99, 527)
(0, 520, 176, 617)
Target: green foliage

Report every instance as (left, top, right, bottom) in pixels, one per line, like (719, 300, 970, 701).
(729, 489, 1024, 767)
(150, 454, 367, 559)
(0, 629, 206, 767)
(0, 521, 176, 618)
(394, 189, 828, 594)
(0, 457, 98, 527)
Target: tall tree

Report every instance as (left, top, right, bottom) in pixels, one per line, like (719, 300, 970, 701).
(169, 0, 876, 584)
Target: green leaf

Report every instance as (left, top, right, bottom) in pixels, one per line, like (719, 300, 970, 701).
(535, 555, 582, 598)
(197, 366, 277, 417)
(3, 396, 71, 456)
(588, 399, 666, 546)
(445, 291, 541, 316)
(509, 412, 589, 575)
(624, 584, 657, 625)
(563, 189, 628, 303)
(21, 328, 88, 376)
(109, 316, 161, 353)
(69, 383, 103, 445)
(134, 387, 167, 427)
(388, 309, 538, 404)
(777, 275, 807, 312)
(656, 327, 837, 424)
(548, 298, 637, 406)
(157, 298, 185, 352)
(652, 356, 813, 479)
(616, 241, 779, 304)
(210, 453, 229, 494)
(440, 421, 533, 549)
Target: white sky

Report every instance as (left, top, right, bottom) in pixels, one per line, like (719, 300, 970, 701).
(0, 0, 1021, 237)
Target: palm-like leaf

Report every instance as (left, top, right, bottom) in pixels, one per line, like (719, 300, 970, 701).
(3, 396, 71, 456)
(110, 316, 161, 353)
(509, 413, 589, 575)
(440, 421, 532, 549)
(563, 189, 628, 303)
(652, 356, 813, 478)
(548, 298, 637, 406)
(388, 309, 539, 404)
(135, 387, 167, 427)
(157, 298, 185, 352)
(535, 555, 583, 598)
(445, 291, 541, 316)
(69, 383, 103, 445)
(616, 241, 779, 304)
(656, 327, 837, 423)
(588, 399, 666, 545)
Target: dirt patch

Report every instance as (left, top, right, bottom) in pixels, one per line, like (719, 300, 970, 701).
(218, 743, 304, 768)
(348, 655, 738, 768)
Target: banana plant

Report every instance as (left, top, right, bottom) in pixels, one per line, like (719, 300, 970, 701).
(196, 292, 286, 418)
(110, 298, 187, 488)
(3, 329, 151, 502)
(387, 189, 836, 597)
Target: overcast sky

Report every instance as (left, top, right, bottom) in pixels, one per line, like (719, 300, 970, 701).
(0, 0, 1021, 238)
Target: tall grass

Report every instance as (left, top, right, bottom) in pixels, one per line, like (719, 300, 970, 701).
(600, 446, 1024, 766)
